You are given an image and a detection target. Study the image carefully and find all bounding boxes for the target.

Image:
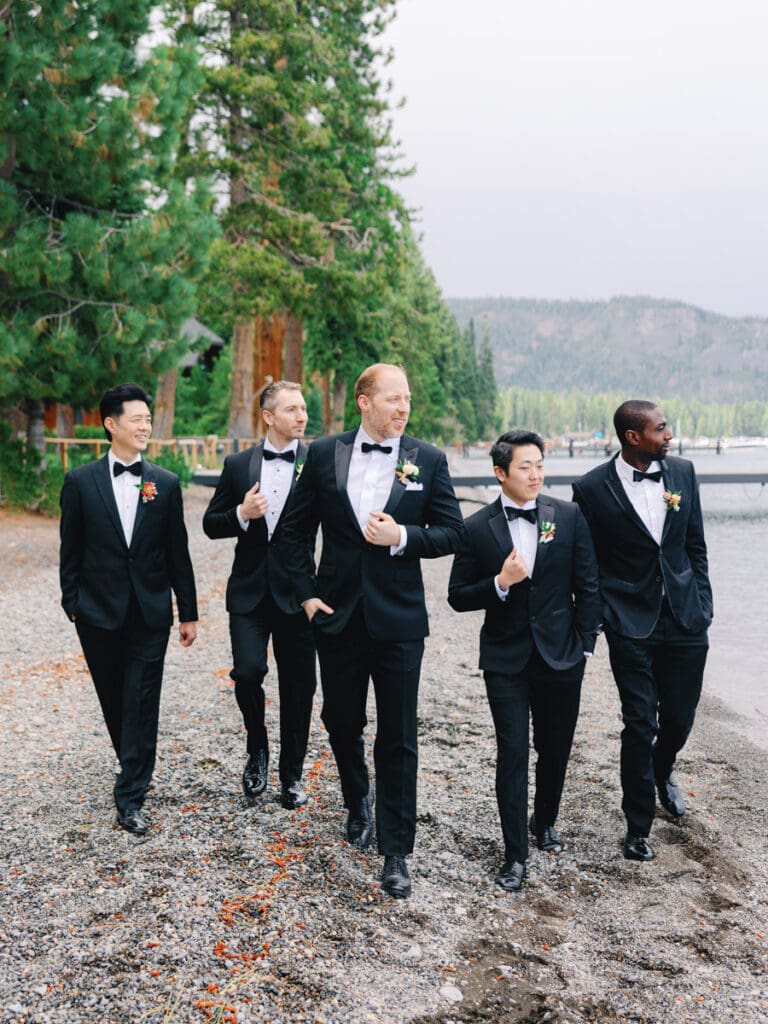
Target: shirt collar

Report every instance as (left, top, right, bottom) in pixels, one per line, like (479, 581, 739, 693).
(263, 438, 299, 455)
(617, 453, 661, 485)
(355, 427, 400, 452)
(500, 494, 537, 511)
(108, 451, 142, 471)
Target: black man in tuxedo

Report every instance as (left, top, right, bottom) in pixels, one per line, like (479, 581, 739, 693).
(572, 401, 712, 862)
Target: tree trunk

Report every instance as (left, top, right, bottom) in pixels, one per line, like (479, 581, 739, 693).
(55, 403, 75, 439)
(283, 315, 303, 383)
(153, 368, 178, 439)
(25, 399, 46, 470)
(321, 372, 332, 432)
(229, 319, 254, 440)
(331, 372, 346, 433)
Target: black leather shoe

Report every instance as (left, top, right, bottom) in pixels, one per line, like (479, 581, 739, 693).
(381, 856, 412, 898)
(346, 795, 373, 850)
(656, 773, 686, 818)
(623, 834, 655, 862)
(280, 780, 308, 810)
(117, 807, 149, 836)
(242, 749, 269, 800)
(537, 825, 565, 854)
(495, 860, 526, 892)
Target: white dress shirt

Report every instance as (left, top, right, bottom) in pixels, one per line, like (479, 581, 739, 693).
(494, 495, 538, 601)
(616, 453, 666, 545)
(347, 428, 407, 553)
(237, 439, 299, 539)
(108, 450, 141, 546)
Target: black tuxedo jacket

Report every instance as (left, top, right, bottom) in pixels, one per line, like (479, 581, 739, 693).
(59, 456, 197, 630)
(572, 454, 712, 638)
(278, 430, 464, 640)
(202, 440, 310, 615)
(448, 494, 601, 673)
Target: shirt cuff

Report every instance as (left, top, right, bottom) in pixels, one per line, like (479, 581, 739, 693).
(236, 505, 249, 532)
(584, 651, 593, 658)
(390, 525, 408, 556)
(494, 575, 509, 601)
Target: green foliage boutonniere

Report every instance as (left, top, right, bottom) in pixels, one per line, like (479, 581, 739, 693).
(663, 490, 682, 512)
(539, 520, 556, 544)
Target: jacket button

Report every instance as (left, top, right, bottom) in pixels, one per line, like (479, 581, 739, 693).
(655, 575, 661, 583)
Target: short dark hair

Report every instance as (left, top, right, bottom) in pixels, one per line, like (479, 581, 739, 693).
(613, 400, 658, 448)
(99, 383, 152, 440)
(490, 430, 545, 472)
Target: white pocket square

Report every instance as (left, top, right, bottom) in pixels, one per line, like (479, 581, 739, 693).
(404, 481, 423, 491)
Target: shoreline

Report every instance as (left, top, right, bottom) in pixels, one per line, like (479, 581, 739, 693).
(0, 489, 766, 1023)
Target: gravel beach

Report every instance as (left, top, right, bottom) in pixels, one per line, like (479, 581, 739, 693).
(1, 484, 766, 1024)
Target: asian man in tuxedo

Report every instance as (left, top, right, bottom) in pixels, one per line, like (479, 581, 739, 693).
(59, 382, 198, 835)
(572, 401, 712, 862)
(448, 431, 601, 891)
(203, 381, 316, 810)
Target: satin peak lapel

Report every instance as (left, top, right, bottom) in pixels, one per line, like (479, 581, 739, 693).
(533, 501, 556, 572)
(130, 463, 156, 546)
(248, 445, 263, 491)
(489, 503, 513, 558)
(604, 463, 656, 543)
(334, 437, 360, 531)
(93, 457, 127, 548)
(660, 462, 681, 542)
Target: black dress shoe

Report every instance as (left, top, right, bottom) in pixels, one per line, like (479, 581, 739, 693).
(242, 749, 269, 800)
(495, 860, 526, 892)
(623, 834, 655, 862)
(656, 773, 686, 818)
(280, 780, 308, 810)
(381, 856, 412, 898)
(346, 795, 373, 850)
(117, 807, 149, 836)
(537, 825, 565, 854)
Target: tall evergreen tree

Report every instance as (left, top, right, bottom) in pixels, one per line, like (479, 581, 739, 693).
(0, 1, 215, 448)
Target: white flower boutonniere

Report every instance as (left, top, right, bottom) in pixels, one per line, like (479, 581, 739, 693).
(539, 520, 556, 544)
(295, 459, 304, 477)
(663, 489, 682, 512)
(396, 460, 419, 485)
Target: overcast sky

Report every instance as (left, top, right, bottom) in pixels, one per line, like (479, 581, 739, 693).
(384, 0, 768, 317)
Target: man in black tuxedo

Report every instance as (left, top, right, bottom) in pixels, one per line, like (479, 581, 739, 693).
(448, 431, 601, 892)
(203, 380, 316, 810)
(279, 363, 463, 898)
(59, 383, 198, 835)
(572, 401, 712, 862)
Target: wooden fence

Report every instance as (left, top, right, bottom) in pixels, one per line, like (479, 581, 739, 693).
(45, 436, 262, 473)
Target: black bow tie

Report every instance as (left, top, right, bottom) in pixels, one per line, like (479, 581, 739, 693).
(361, 442, 393, 454)
(113, 461, 142, 477)
(633, 469, 662, 482)
(263, 449, 295, 463)
(505, 506, 537, 524)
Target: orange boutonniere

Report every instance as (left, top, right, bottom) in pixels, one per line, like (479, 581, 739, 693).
(136, 480, 158, 503)
(663, 490, 682, 512)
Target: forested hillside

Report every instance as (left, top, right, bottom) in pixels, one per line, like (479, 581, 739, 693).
(448, 296, 768, 401)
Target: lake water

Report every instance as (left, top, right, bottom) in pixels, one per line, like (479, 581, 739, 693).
(455, 445, 768, 750)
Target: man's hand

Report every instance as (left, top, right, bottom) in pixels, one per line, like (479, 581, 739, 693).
(498, 548, 530, 589)
(240, 481, 269, 521)
(179, 622, 197, 647)
(365, 511, 401, 547)
(302, 598, 335, 622)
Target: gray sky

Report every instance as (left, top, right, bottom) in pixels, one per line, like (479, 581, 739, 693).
(384, 0, 768, 317)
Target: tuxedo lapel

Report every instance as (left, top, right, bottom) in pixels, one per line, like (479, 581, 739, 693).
(383, 442, 419, 518)
(532, 499, 556, 574)
(248, 444, 263, 490)
(334, 435, 360, 531)
(660, 461, 680, 542)
(289, 440, 308, 496)
(489, 500, 512, 558)
(604, 459, 656, 543)
(130, 461, 157, 547)
(93, 456, 127, 548)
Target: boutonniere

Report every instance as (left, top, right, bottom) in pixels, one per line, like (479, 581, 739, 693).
(295, 459, 304, 477)
(539, 520, 556, 544)
(395, 460, 419, 485)
(136, 480, 158, 503)
(663, 489, 682, 512)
